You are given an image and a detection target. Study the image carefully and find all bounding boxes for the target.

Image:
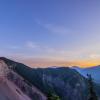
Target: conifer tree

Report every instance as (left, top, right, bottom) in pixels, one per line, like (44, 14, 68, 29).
(47, 93, 60, 100)
(87, 74, 98, 100)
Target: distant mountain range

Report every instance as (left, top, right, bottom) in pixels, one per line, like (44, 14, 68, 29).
(0, 57, 100, 100)
(72, 66, 100, 83)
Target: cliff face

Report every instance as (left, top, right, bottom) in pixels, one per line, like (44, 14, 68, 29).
(0, 60, 31, 100)
(0, 57, 91, 100)
(0, 57, 47, 100)
(31, 68, 89, 100)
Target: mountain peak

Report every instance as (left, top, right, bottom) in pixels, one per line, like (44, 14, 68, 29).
(0, 57, 13, 62)
(0, 57, 7, 60)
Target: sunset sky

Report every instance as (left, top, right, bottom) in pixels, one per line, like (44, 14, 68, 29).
(0, 0, 100, 67)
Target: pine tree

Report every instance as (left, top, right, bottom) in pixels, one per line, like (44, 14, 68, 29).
(87, 74, 98, 100)
(47, 93, 60, 100)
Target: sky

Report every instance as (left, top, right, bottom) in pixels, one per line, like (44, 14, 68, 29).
(0, 0, 100, 67)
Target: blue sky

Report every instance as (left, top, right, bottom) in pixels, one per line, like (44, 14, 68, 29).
(0, 0, 100, 67)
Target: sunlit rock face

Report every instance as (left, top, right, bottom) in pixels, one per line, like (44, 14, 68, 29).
(0, 60, 31, 100)
(7, 70, 47, 100)
(0, 60, 9, 79)
(0, 58, 47, 100)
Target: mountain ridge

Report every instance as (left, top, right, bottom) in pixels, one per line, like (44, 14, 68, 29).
(0, 57, 89, 100)
(0, 57, 100, 100)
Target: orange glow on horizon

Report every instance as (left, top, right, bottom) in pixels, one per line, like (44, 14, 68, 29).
(16, 58, 100, 68)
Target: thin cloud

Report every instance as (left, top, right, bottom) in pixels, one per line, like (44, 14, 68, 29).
(26, 41, 39, 49)
(8, 45, 21, 49)
(89, 54, 100, 59)
(35, 20, 72, 34)
(44, 24, 71, 34)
